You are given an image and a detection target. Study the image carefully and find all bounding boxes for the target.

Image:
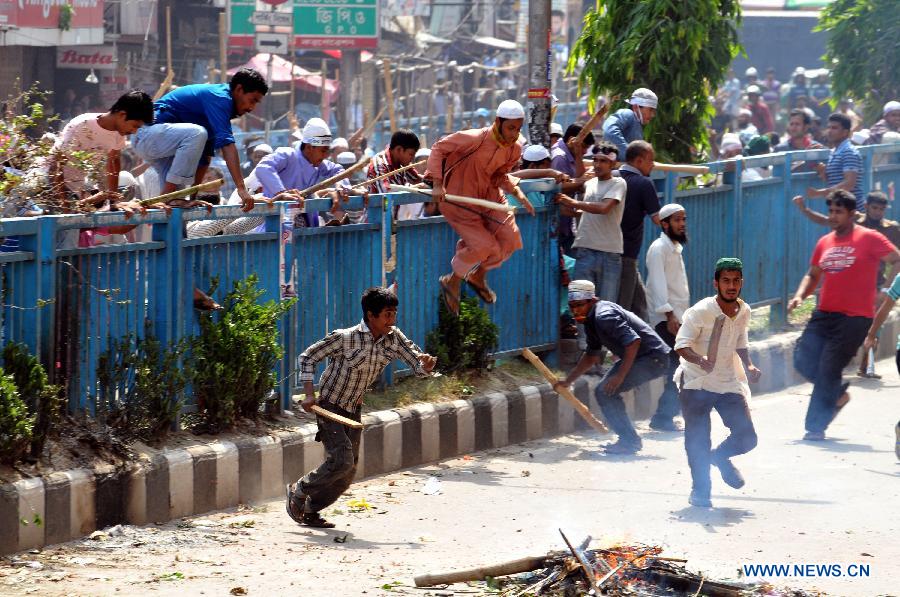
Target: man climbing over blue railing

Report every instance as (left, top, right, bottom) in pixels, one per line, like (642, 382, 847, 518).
(132, 68, 268, 212)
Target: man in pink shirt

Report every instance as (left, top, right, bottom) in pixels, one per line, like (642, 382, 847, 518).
(426, 99, 535, 315)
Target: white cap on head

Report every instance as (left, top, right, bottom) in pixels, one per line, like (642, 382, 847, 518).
(721, 133, 742, 152)
(550, 122, 564, 136)
(567, 279, 596, 302)
(522, 144, 551, 162)
(414, 147, 431, 159)
(851, 129, 870, 145)
(336, 151, 357, 165)
(659, 203, 685, 220)
(117, 171, 137, 188)
(301, 118, 332, 146)
(882, 131, 900, 144)
(793, 66, 806, 76)
(253, 143, 273, 154)
(746, 84, 761, 95)
(745, 67, 758, 77)
(882, 100, 900, 116)
(739, 108, 752, 117)
(496, 99, 526, 119)
(626, 88, 658, 109)
(330, 136, 349, 149)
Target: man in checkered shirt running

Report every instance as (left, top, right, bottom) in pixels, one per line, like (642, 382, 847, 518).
(286, 287, 437, 528)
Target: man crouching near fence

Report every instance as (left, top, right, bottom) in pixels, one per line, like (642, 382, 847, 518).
(286, 287, 437, 527)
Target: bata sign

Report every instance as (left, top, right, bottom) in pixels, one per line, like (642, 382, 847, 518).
(56, 45, 116, 69)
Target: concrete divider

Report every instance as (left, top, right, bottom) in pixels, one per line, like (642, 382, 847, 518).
(2, 311, 897, 556)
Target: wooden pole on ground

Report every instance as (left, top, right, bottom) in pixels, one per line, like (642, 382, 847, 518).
(521, 348, 609, 433)
(414, 555, 549, 587)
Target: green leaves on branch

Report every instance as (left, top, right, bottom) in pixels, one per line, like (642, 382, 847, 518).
(2, 343, 61, 458)
(569, 0, 742, 163)
(426, 297, 498, 374)
(816, 0, 900, 122)
(190, 275, 296, 433)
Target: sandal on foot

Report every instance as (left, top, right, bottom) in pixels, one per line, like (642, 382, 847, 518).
(439, 275, 461, 316)
(285, 484, 306, 524)
(302, 512, 335, 528)
(465, 277, 497, 304)
(193, 293, 223, 311)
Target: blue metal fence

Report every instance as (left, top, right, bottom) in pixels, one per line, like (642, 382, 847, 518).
(0, 144, 898, 415)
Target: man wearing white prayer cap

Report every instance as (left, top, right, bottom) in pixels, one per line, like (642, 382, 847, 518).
(645, 203, 689, 432)
(602, 87, 658, 159)
(866, 100, 900, 145)
(521, 144, 551, 166)
(330, 136, 349, 161)
(254, 116, 352, 229)
(426, 98, 535, 315)
(550, 122, 564, 145)
(554, 279, 678, 454)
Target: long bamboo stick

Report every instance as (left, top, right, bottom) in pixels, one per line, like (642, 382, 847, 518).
(389, 184, 516, 213)
(521, 348, 609, 433)
(383, 58, 396, 134)
(348, 159, 425, 190)
(414, 555, 548, 587)
(140, 179, 225, 206)
(572, 96, 613, 145)
(297, 158, 370, 196)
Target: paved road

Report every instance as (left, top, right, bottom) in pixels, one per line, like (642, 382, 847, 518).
(2, 361, 898, 597)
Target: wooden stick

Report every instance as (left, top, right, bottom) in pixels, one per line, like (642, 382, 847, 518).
(383, 58, 397, 134)
(572, 97, 612, 145)
(153, 6, 175, 100)
(522, 348, 609, 433)
(349, 160, 425, 190)
(389, 185, 516, 213)
(560, 529, 601, 594)
(310, 405, 364, 429)
(706, 314, 726, 366)
(297, 158, 370, 196)
(414, 555, 548, 587)
(140, 179, 225, 206)
(653, 162, 710, 174)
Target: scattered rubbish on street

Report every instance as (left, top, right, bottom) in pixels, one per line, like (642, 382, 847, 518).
(414, 529, 824, 596)
(422, 476, 442, 495)
(347, 497, 373, 512)
(230, 587, 248, 595)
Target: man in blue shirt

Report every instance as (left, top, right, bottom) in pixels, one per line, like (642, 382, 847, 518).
(619, 140, 661, 322)
(554, 280, 676, 455)
(602, 88, 658, 160)
(133, 68, 268, 211)
(807, 112, 864, 210)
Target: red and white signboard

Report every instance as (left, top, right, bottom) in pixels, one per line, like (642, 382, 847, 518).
(56, 45, 116, 69)
(0, 0, 105, 29)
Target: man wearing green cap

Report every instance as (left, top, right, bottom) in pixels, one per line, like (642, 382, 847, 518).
(674, 258, 762, 508)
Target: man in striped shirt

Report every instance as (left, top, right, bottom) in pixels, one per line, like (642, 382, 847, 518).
(286, 287, 436, 528)
(807, 112, 864, 210)
(365, 129, 425, 221)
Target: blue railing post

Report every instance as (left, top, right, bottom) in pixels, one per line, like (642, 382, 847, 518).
(151, 208, 184, 349)
(22, 217, 58, 369)
(731, 160, 744, 257)
(860, 146, 874, 196)
(772, 152, 794, 329)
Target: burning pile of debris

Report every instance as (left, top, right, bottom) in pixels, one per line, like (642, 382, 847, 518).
(414, 530, 821, 596)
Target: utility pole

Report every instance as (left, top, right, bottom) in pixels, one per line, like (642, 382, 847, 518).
(339, 50, 361, 136)
(527, 0, 552, 148)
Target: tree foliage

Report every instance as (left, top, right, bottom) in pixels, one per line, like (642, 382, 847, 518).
(816, 0, 900, 122)
(569, 0, 742, 163)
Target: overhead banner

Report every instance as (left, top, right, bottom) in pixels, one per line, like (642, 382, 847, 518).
(0, 0, 104, 29)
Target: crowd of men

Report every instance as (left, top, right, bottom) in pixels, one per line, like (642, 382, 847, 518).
(2, 66, 900, 512)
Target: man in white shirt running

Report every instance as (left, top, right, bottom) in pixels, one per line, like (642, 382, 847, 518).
(645, 203, 690, 431)
(674, 258, 762, 508)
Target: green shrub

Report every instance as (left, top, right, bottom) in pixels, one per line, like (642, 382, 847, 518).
(2, 343, 60, 457)
(0, 371, 33, 465)
(190, 275, 295, 433)
(96, 329, 190, 440)
(426, 296, 499, 374)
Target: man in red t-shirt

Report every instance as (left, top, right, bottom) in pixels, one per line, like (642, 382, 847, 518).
(788, 190, 900, 441)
